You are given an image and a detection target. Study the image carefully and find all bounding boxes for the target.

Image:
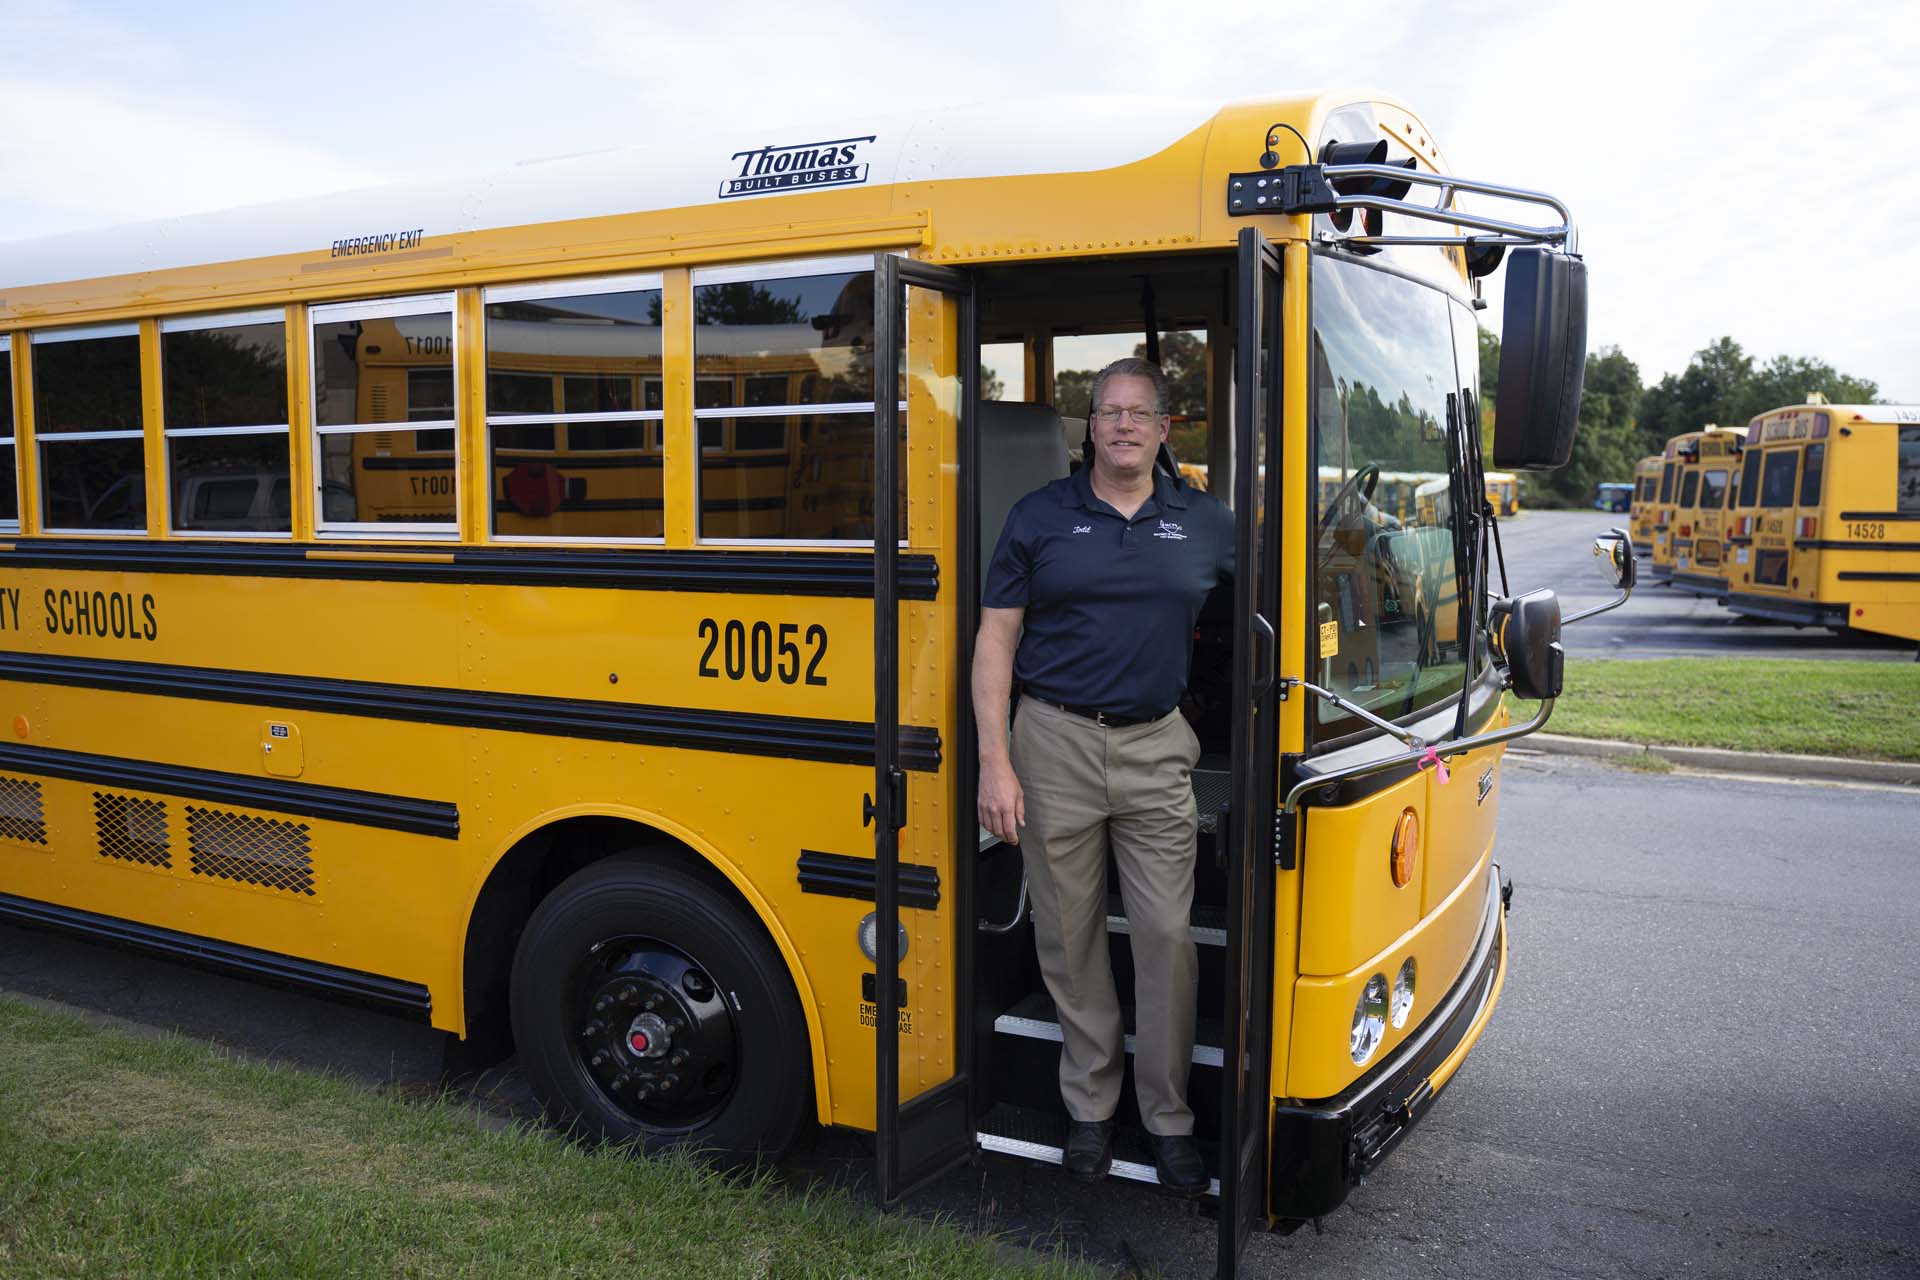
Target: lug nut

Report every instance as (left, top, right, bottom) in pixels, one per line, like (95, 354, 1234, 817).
(580, 1020, 605, 1040)
(633, 1085, 652, 1101)
(661, 1074, 680, 1091)
(670, 1019, 686, 1033)
(611, 1073, 631, 1092)
(593, 995, 612, 1014)
(590, 1051, 609, 1069)
(644, 995, 659, 1011)
(618, 984, 638, 1005)
(669, 1052, 688, 1068)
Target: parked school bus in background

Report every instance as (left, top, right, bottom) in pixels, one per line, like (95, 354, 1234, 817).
(0, 92, 1620, 1277)
(1723, 403, 1920, 644)
(1628, 454, 1661, 552)
(1647, 431, 1699, 584)
(1484, 471, 1519, 516)
(1668, 426, 1745, 598)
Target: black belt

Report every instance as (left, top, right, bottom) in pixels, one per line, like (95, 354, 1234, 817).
(1036, 699, 1169, 729)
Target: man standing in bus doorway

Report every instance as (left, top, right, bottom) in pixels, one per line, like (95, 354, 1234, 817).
(973, 357, 1232, 1196)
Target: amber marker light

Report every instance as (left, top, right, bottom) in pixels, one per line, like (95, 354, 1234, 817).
(1391, 808, 1419, 888)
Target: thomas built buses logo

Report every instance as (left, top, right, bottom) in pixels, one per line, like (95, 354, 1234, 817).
(721, 136, 876, 198)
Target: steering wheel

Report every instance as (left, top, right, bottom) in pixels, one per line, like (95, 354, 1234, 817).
(1319, 464, 1380, 533)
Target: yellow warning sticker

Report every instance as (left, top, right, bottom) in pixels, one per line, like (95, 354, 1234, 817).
(1319, 620, 1339, 657)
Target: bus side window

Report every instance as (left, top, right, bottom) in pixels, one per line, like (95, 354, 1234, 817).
(1798, 443, 1824, 507)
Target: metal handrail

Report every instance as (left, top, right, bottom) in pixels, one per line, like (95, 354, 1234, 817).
(1281, 697, 1557, 817)
(1316, 163, 1579, 254)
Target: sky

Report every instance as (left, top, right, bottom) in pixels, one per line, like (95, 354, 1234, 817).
(2, 0, 1915, 398)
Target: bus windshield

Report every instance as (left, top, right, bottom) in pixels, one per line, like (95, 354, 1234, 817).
(1310, 252, 1467, 738)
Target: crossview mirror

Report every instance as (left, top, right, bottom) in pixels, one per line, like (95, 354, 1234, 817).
(1493, 248, 1588, 470)
(1593, 530, 1634, 591)
(1489, 588, 1563, 700)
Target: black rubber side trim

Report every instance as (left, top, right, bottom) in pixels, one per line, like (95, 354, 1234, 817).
(1836, 571, 1920, 582)
(0, 652, 942, 773)
(0, 741, 459, 838)
(0, 890, 433, 1020)
(1796, 539, 1920, 552)
(797, 850, 940, 911)
(1837, 511, 1917, 522)
(0, 538, 939, 601)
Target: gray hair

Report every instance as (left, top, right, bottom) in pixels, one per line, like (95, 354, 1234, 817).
(1088, 357, 1167, 417)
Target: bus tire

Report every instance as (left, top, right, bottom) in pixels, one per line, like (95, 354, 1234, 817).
(510, 855, 809, 1167)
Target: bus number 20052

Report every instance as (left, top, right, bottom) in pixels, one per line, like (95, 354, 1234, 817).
(697, 619, 828, 686)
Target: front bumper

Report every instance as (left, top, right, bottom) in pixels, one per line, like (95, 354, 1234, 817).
(1268, 868, 1506, 1221)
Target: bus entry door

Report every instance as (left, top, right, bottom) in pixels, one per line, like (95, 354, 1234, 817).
(870, 254, 977, 1208)
(1218, 227, 1284, 1279)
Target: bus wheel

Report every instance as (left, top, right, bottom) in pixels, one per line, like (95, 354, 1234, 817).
(510, 856, 809, 1166)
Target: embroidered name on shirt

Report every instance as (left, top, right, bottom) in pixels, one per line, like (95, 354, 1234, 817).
(1072, 525, 1093, 534)
(1154, 520, 1188, 540)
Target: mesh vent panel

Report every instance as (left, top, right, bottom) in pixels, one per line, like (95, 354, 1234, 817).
(0, 776, 47, 845)
(187, 807, 315, 896)
(93, 792, 171, 867)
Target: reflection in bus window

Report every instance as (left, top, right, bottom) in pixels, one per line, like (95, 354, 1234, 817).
(1759, 450, 1799, 507)
(1678, 470, 1699, 508)
(1310, 253, 1465, 738)
(0, 337, 15, 526)
(1699, 469, 1728, 511)
(693, 267, 900, 541)
(1902, 428, 1920, 514)
(484, 282, 663, 540)
(1737, 448, 1763, 508)
(1798, 443, 1825, 507)
(311, 299, 459, 532)
(34, 327, 147, 531)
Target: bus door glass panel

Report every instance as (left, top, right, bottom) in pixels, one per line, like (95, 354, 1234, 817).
(483, 277, 663, 540)
(32, 325, 146, 532)
(161, 311, 291, 535)
(1309, 253, 1466, 735)
(693, 259, 900, 543)
(310, 294, 457, 534)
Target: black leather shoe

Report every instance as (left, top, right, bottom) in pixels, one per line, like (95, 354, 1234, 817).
(1148, 1132, 1208, 1197)
(1062, 1118, 1114, 1182)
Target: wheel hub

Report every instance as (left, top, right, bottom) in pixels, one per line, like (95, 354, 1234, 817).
(572, 943, 737, 1127)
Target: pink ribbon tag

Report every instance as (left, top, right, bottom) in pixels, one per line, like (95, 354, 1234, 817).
(1420, 747, 1451, 785)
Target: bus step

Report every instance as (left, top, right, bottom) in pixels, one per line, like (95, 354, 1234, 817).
(993, 991, 1225, 1068)
(1193, 767, 1230, 834)
(975, 1101, 1220, 1197)
(1106, 898, 1227, 947)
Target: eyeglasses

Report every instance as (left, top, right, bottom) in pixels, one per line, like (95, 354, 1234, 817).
(1091, 406, 1165, 426)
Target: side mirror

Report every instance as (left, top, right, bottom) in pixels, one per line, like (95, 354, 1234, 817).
(1493, 249, 1588, 470)
(1490, 588, 1564, 700)
(1593, 530, 1635, 592)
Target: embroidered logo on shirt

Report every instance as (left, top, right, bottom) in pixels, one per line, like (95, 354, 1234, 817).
(1072, 524, 1093, 534)
(1153, 520, 1188, 540)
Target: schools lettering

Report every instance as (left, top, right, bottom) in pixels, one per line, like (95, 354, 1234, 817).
(40, 588, 159, 642)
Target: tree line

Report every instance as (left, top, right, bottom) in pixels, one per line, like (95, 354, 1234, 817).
(1476, 331, 1881, 507)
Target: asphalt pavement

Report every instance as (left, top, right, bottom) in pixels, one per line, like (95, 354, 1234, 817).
(3, 754, 1914, 1278)
(1494, 509, 1916, 661)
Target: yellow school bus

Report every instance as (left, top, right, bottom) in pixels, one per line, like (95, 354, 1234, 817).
(1483, 471, 1519, 516)
(1648, 431, 1698, 584)
(1669, 425, 1746, 598)
(0, 92, 1620, 1275)
(1628, 454, 1662, 550)
(1723, 403, 1920, 643)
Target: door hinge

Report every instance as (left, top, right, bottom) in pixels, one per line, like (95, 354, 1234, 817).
(1274, 808, 1295, 870)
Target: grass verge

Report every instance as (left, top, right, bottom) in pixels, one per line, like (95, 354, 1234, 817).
(1515, 658, 1920, 762)
(0, 997, 1087, 1280)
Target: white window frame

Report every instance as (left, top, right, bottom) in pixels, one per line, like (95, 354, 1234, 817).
(308, 292, 458, 540)
(690, 257, 908, 548)
(0, 333, 16, 532)
(160, 308, 292, 539)
(33, 323, 148, 537)
(481, 274, 666, 546)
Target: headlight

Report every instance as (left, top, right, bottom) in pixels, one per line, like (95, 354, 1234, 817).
(857, 911, 908, 962)
(1391, 958, 1416, 1029)
(1350, 973, 1389, 1065)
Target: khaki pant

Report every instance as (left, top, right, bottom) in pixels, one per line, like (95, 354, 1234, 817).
(1010, 696, 1200, 1135)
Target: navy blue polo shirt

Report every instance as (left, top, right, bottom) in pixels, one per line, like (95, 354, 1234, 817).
(983, 468, 1234, 721)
